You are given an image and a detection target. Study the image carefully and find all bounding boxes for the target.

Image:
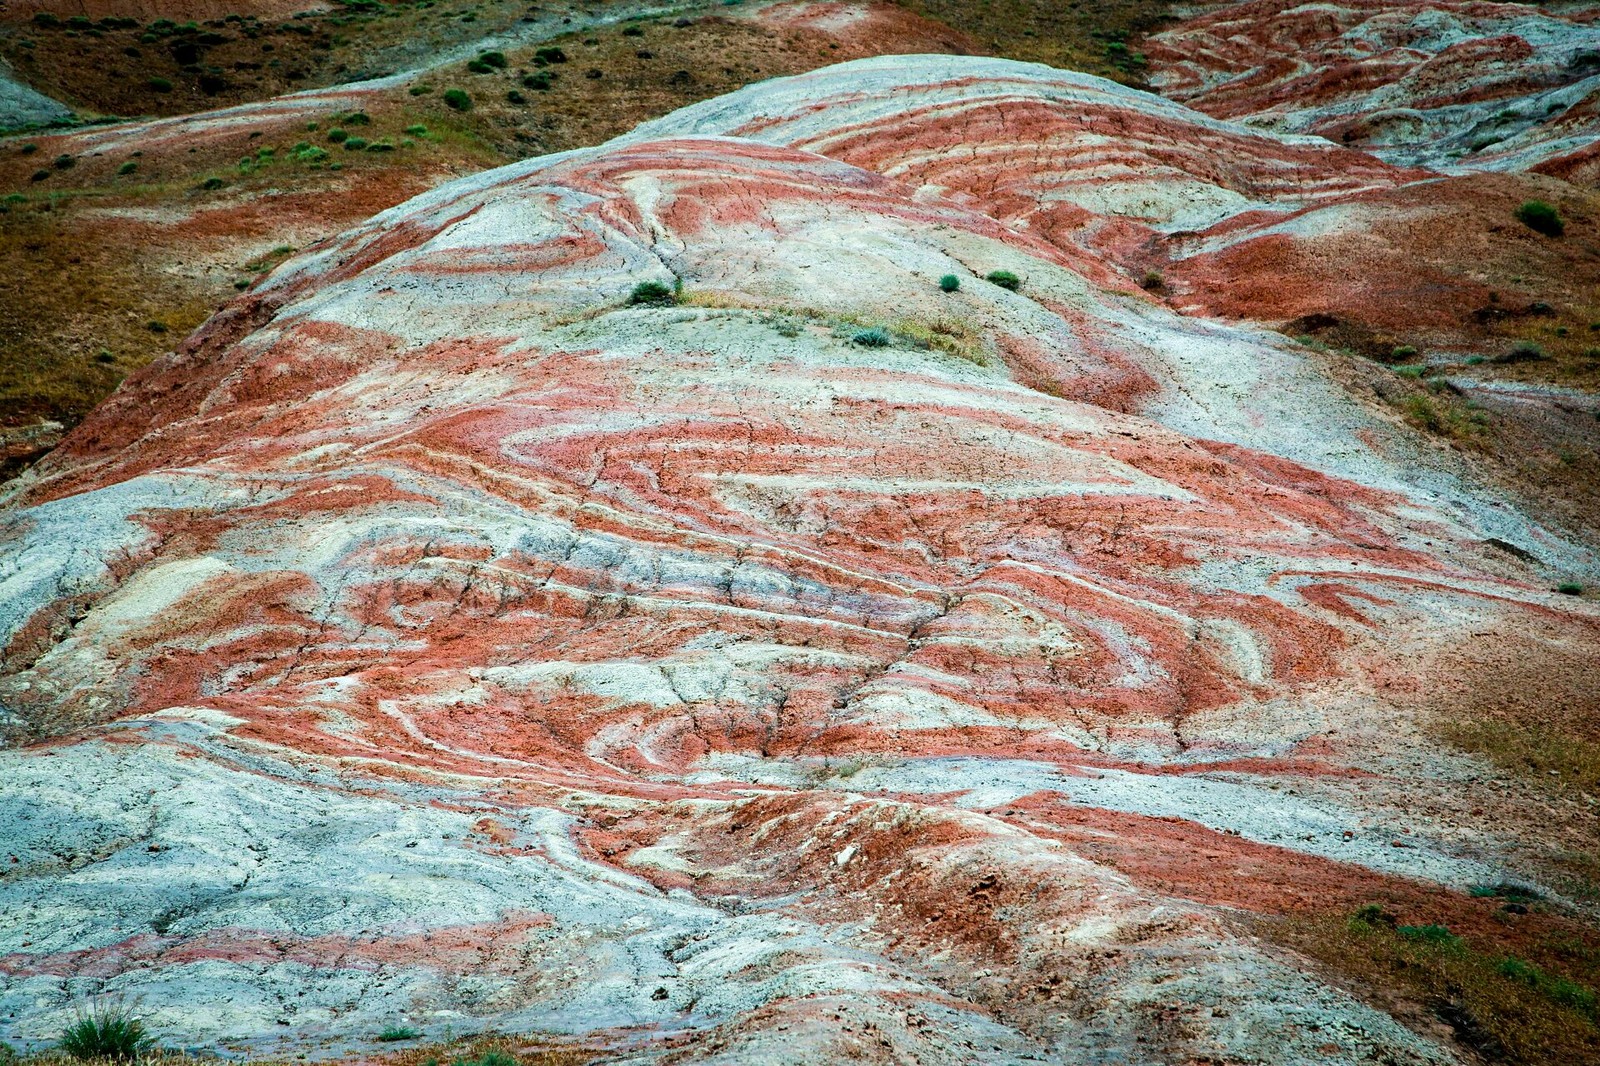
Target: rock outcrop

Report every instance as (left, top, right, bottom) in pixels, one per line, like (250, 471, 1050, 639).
(1, 53, 1597, 1065)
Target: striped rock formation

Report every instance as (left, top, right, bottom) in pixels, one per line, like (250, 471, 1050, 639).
(1145, 0, 1600, 176)
(1, 55, 1597, 1065)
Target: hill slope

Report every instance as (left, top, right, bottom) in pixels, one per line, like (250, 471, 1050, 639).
(1, 51, 1598, 1066)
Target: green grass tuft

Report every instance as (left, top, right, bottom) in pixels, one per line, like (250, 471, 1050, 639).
(59, 1004, 155, 1062)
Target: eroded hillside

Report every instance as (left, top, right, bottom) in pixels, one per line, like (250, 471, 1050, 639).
(1, 4, 1598, 1066)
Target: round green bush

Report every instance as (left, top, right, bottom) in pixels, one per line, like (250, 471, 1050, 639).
(985, 269, 1021, 291)
(628, 280, 677, 306)
(327, 127, 348, 143)
(1515, 200, 1563, 237)
(938, 274, 960, 293)
(443, 88, 472, 111)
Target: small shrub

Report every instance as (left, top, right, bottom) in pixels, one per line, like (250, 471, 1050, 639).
(59, 1004, 155, 1062)
(147, 76, 173, 92)
(30, 169, 49, 182)
(622, 24, 644, 36)
(1470, 882, 1543, 901)
(20, 143, 38, 155)
(506, 90, 526, 104)
(343, 136, 369, 150)
(33, 12, 60, 26)
(534, 46, 567, 63)
(342, 111, 371, 126)
(1391, 344, 1417, 360)
(53, 153, 76, 170)
(409, 84, 433, 96)
(1498, 340, 1546, 364)
(1515, 200, 1564, 237)
(938, 274, 960, 293)
(200, 176, 225, 189)
(628, 280, 677, 306)
(327, 127, 348, 143)
(1558, 582, 1584, 595)
(1141, 269, 1164, 291)
(1394, 364, 1425, 379)
(522, 71, 553, 90)
(443, 88, 472, 111)
(365, 141, 394, 152)
(478, 50, 506, 68)
(853, 326, 891, 348)
(467, 59, 493, 74)
(95, 350, 116, 363)
(117, 161, 138, 175)
(404, 124, 427, 136)
(986, 269, 1020, 291)
(146, 320, 167, 333)
(376, 1026, 422, 1042)
(1397, 923, 1460, 946)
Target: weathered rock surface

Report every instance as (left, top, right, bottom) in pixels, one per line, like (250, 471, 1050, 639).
(1, 53, 1597, 1065)
(0, 57, 69, 128)
(1146, 0, 1600, 174)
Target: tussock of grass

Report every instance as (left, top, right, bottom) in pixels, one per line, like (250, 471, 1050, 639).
(59, 1004, 154, 1062)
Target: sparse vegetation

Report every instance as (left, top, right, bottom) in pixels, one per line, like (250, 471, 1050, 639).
(1267, 906, 1600, 1065)
(377, 1026, 423, 1042)
(59, 1004, 155, 1062)
(1516, 200, 1564, 237)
